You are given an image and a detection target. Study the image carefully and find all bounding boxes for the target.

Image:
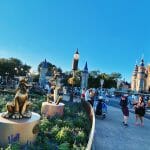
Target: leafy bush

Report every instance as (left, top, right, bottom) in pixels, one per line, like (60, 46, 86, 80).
(50, 125, 60, 137)
(56, 127, 73, 144)
(75, 131, 86, 144)
(39, 118, 51, 132)
(58, 142, 70, 150)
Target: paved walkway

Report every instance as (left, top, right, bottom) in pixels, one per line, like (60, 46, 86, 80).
(93, 106, 150, 150)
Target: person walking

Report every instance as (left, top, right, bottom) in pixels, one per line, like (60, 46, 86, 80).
(134, 95, 145, 126)
(81, 88, 86, 101)
(120, 95, 129, 127)
(85, 88, 93, 106)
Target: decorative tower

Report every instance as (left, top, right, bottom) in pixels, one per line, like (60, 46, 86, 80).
(81, 62, 89, 89)
(39, 59, 48, 88)
(136, 59, 146, 92)
(131, 63, 138, 92)
(146, 65, 150, 92)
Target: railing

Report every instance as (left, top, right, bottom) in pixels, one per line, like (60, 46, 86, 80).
(82, 101, 95, 150)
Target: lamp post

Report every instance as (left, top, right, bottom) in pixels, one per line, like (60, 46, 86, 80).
(5, 72, 9, 85)
(117, 79, 121, 90)
(14, 67, 18, 75)
(100, 79, 104, 95)
(69, 49, 79, 102)
(20, 68, 24, 76)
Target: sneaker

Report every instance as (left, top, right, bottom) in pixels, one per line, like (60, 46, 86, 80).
(124, 123, 128, 127)
(135, 122, 140, 126)
(141, 123, 144, 127)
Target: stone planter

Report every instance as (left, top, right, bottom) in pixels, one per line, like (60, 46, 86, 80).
(41, 102, 65, 118)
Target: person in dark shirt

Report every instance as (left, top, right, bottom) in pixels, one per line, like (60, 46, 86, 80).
(134, 95, 145, 126)
(120, 95, 129, 126)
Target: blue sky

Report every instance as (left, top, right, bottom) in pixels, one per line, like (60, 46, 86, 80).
(0, 0, 150, 82)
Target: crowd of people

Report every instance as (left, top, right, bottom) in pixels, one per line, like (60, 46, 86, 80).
(80, 87, 147, 127)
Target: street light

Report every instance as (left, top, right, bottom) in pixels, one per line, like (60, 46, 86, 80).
(5, 72, 9, 85)
(117, 79, 121, 90)
(14, 67, 18, 74)
(72, 49, 79, 76)
(100, 79, 104, 95)
(69, 49, 79, 102)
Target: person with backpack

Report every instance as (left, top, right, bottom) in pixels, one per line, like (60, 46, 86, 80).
(120, 95, 129, 126)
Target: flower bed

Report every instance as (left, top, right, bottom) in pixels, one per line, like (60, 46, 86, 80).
(0, 92, 91, 150)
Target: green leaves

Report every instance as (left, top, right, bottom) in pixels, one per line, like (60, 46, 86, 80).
(0, 58, 31, 77)
(58, 142, 70, 150)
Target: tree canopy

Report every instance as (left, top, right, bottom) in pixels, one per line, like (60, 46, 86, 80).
(88, 71, 122, 88)
(0, 58, 31, 78)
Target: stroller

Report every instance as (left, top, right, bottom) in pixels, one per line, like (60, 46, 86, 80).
(94, 96, 107, 119)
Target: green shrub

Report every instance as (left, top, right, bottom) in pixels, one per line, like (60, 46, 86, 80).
(5, 142, 21, 150)
(58, 142, 70, 150)
(50, 125, 60, 137)
(75, 131, 86, 144)
(56, 127, 73, 144)
(72, 143, 86, 150)
(39, 118, 51, 132)
(73, 118, 85, 128)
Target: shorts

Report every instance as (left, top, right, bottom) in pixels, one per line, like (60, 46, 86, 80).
(122, 107, 129, 117)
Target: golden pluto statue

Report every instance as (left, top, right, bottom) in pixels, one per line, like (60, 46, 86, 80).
(2, 78, 32, 119)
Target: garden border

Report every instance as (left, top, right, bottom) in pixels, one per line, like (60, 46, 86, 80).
(82, 101, 95, 150)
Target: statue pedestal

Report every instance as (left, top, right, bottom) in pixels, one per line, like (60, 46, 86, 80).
(41, 102, 65, 118)
(0, 112, 40, 146)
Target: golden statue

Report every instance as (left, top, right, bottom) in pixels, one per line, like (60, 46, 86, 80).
(2, 78, 32, 119)
(47, 86, 63, 105)
(47, 67, 63, 105)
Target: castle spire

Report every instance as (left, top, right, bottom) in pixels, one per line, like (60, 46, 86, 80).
(81, 61, 89, 89)
(140, 58, 144, 67)
(42, 59, 48, 68)
(133, 61, 138, 76)
(84, 61, 88, 72)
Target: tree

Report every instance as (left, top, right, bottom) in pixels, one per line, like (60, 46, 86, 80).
(0, 58, 31, 78)
(110, 72, 122, 80)
(87, 71, 122, 89)
(89, 70, 100, 77)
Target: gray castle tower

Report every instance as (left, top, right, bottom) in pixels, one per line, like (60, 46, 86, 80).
(39, 59, 48, 88)
(81, 62, 89, 89)
(136, 59, 145, 92)
(131, 63, 138, 91)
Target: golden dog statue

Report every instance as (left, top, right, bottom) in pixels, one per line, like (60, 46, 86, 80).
(2, 78, 32, 119)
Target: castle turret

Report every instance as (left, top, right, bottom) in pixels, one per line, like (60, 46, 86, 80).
(39, 59, 48, 88)
(146, 65, 150, 92)
(136, 59, 146, 92)
(131, 63, 138, 91)
(81, 62, 89, 89)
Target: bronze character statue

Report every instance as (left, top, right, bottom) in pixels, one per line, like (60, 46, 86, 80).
(2, 78, 32, 119)
(47, 86, 63, 105)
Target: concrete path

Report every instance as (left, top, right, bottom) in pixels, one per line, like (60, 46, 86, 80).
(93, 106, 150, 150)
